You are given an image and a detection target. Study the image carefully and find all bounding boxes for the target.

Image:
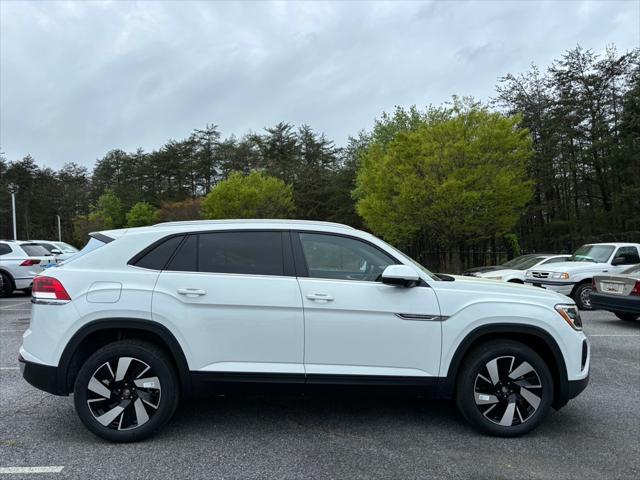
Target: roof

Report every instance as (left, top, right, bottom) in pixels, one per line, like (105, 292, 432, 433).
(152, 219, 355, 230)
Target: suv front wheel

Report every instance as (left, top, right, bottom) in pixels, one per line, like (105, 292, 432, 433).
(73, 340, 179, 442)
(455, 340, 554, 437)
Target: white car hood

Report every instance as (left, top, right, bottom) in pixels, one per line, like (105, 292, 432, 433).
(448, 274, 569, 303)
(477, 268, 520, 278)
(531, 261, 607, 274)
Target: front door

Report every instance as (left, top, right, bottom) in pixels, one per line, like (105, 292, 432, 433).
(294, 232, 442, 379)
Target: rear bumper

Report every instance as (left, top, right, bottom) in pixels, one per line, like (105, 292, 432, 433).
(18, 354, 66, 396)
(590, 292, 640, 315)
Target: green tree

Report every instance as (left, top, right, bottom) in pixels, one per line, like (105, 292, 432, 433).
(126, 202, 159, 227)
(354, 98, 534, 255)
(201, 171, 295, 219)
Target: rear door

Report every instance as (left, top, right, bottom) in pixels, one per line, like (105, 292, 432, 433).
(152, 230, 304, 375)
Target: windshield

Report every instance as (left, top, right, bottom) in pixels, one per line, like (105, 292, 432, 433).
(570, 245, 615, 263)
(377, 239, 440, 281)
(20, 243, 51, 256)
(502, 255, 537, 268)
(54, 242, 79, 253)
(62, 236, 110, 264)
(511, 256, 547, 271)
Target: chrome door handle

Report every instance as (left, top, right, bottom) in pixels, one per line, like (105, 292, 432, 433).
(177, 288, 206, 297)
(306, 293, 334, 302)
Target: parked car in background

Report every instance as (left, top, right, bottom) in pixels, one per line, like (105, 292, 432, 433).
(476, 254, 571, 283)
(463, 254, 546, 276)
(20, 220, 589, 442)
(32, 240, 79, 261)
(0, 240, 57, 297)
(525, 243, 640, 310)
(590, 264, 640, 321)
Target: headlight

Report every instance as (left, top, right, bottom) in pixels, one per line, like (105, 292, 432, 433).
(552, 272, 570, 279)
(555, 304, 582, 330)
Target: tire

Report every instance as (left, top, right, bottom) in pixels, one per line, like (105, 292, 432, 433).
(614, 312, 638, 321)
(73, 340, 179, 442)
(573, 283, 594, 311)
(0, 271, 14, 298)
(455, 340, 554, 437)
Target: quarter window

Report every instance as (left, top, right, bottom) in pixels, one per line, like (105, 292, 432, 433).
(133, 236, 184, 270)
(298, 233, 396, 282)
(0, 243, 12, 255)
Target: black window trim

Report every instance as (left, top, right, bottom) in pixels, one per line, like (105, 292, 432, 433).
(128, 229, 296, 277)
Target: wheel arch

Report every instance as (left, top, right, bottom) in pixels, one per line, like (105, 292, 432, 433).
(438, 323, 570, 410)
(570, 278, 593, 296)
(0, 267, 16, 287)
(58, 318, 191, 396)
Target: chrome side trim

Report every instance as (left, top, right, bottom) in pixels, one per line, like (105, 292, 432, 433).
(395, 313, 449, 321)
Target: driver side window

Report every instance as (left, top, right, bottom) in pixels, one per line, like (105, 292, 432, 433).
(298, 233, 396, 282)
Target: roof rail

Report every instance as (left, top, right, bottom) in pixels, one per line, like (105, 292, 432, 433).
(152, 219, 355, 229)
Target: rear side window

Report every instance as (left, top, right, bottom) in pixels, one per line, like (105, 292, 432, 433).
(20, 244, 50, 256)
(198, 232, 283, 276)
(133, 236, 184, 270)
(0, 244, 12, 255)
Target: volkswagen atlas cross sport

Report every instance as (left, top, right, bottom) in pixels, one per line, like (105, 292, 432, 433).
(19, 220, 590, 442)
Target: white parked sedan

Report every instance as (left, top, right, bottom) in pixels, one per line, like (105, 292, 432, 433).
(476, 254, 571, 283)
(31, 240, 79, 261)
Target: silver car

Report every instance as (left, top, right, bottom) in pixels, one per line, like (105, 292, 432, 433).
(591, 264, 640, 321)
(31, 240, 79, 261)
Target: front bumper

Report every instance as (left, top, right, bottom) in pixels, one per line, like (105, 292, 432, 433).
(524, 279, 575, 296)
(590, 292, 640, 315)
(18, 354, 66, 396)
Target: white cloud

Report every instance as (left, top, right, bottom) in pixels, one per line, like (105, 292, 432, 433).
(0, 0, 638, 169)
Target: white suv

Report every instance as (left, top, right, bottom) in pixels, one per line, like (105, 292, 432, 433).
(20, 220, 590, 442)
(0, 241, 57, 297)
(525, 243, 640, 310)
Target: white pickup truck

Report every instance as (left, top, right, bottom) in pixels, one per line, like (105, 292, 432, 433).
(524, 243, 640, 310)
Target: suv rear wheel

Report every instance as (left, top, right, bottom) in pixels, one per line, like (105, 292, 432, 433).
(73, 340, 179, 442)
(455, 340, 553, 437)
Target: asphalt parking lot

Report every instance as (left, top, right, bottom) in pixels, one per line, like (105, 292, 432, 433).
(0, 293, 638, 479)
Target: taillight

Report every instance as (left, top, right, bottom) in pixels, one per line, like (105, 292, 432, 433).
(20, 259, 41, 267)
(631, 281, 640, 297)
(32, 276, 71, 303)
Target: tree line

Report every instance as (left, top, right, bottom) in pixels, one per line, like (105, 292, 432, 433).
(1, 46, 638, 272)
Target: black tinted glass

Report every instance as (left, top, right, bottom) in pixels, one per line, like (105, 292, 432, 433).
(198, 232, 283, 276)
(21, 244, 50, 256)
(0, 244, 12, 255)
(166, 235, 197, 272)
(134, 236, 184, 270)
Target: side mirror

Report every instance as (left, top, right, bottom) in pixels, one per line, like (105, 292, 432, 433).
(381, 265, 420, 287)
(611, 256, 627, 266)
(51, 249, 62, 255)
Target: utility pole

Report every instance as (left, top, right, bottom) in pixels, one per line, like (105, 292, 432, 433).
(8, 183, 18, 240)
(56, 215, 62, 241)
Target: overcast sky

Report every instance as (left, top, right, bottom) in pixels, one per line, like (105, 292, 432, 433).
(1, 0, 638, 170)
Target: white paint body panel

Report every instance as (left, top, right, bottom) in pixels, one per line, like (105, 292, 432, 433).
(20, 220, 589, 389)
(152, 271, 304, 373)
